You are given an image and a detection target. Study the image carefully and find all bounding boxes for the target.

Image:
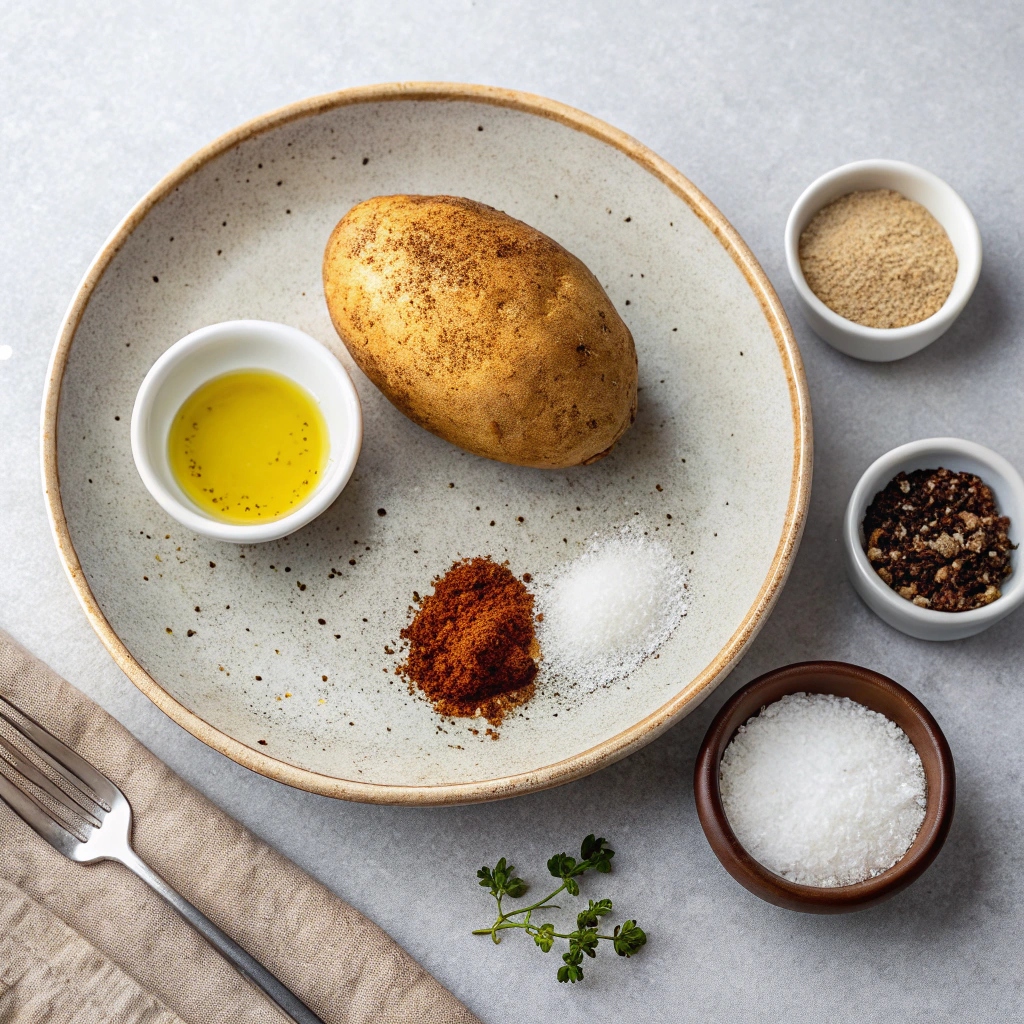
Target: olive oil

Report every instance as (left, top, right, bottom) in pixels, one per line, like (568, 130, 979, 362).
(168, 369, 328, 523)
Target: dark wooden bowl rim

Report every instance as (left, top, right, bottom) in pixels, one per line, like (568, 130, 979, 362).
(694, 661, 955, 913)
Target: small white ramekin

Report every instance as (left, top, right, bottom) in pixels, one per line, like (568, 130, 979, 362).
(844, 438, 1024, 641)
(785, 160, 982, 362)
(131, 320, 362, 543)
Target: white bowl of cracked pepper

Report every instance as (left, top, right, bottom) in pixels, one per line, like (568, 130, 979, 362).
(844, 438, 1024, 640)
(785, 160, 982, 362)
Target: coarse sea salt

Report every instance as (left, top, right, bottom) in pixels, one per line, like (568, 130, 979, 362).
(535, 529, 687, 691)
(720, 692, 926, 887)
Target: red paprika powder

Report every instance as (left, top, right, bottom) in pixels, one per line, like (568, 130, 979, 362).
(400, 556, 538, 726)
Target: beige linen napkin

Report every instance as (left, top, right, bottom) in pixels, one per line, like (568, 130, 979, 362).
(0, 631, 481, 1024)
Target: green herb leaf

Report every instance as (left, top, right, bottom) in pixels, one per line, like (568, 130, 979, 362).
(547, 853, 577, 879)
(580, 834, 614, 873)
(569, 928, 600, 959)
(478, 859, 527, 899)
(576, 898, 613, 929)
(533, 923, 555, 953)
(612, 920, 647, 957)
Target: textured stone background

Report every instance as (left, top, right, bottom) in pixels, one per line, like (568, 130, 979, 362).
(1, 2, 1021, 1020)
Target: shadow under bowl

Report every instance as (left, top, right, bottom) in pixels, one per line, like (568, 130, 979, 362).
(694, 661, 955, 913)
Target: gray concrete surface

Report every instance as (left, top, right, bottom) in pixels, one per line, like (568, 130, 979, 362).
(1, 2, 1021, 1020)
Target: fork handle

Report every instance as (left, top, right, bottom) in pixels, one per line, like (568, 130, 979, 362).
(117, 847, 327, 1024)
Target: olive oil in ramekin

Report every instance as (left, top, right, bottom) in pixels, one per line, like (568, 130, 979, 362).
(168, 369, 328, 523)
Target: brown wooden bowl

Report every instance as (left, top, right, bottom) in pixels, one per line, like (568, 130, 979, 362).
(694, 661, 955, 913)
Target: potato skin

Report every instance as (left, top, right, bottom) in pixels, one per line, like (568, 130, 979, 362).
(322, 195, 637, 469)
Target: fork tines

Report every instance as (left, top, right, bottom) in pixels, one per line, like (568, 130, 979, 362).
(0, 694, 116, 843)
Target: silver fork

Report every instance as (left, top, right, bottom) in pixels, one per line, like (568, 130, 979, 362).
(0, 693, 326, 1024)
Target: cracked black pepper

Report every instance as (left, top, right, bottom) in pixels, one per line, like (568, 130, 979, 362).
(863, 467, 1014, 611)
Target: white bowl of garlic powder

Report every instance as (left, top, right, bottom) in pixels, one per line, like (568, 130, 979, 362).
(784, 159, 981, 362)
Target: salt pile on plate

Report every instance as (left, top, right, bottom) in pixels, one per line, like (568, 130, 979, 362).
(535, 529, 687, 691)
(720, 692, 927, 887)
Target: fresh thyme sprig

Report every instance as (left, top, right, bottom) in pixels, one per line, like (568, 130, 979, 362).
(473, 834, 646, 983)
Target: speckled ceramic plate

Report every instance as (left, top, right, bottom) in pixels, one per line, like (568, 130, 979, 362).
(43, 84, 811, 804)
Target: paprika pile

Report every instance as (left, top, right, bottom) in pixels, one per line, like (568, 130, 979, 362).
(400, 556, 538, 725)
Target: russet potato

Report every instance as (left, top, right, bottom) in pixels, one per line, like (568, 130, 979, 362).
(322, 195, 637, 469)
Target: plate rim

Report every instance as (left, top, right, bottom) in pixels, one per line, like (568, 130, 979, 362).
(41, 81, 813, 804)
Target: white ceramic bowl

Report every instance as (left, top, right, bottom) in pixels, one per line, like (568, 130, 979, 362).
(844, 438, 1024, 640)
(785, 160, 982, 362)
(131, 320, 362, 543)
